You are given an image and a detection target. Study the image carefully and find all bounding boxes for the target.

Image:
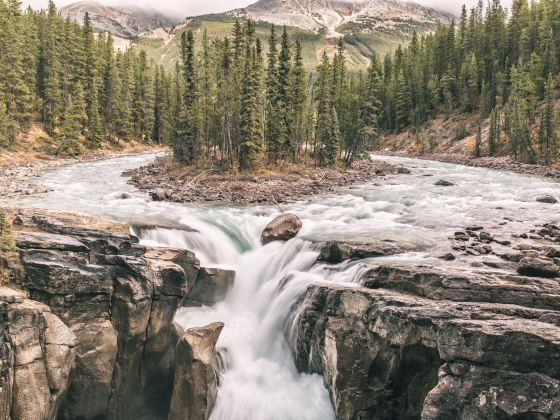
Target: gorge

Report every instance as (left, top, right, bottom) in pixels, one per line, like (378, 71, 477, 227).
(2, 152, 560, 419)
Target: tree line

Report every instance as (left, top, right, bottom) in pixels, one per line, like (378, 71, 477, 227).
(2, 0, 559, 167)
(0, 0, 161, 154)
(170, 21, 380, 169)
(377, 0, 560, 164)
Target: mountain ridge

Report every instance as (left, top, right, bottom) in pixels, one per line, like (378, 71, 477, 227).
(60, 1, 181, 39)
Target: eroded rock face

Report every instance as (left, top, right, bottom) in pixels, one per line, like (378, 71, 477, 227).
(169, 322, 224, 420)
(318, 240, 416, 263)
(182, 267, 235, 307)
(292, 283, 560, 420)
(0, 287, 76, 420)
(261, 213, 302, 245)
(11, 208, 204, 419)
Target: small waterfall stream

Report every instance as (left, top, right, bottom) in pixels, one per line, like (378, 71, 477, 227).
(19, 152, 560, 419)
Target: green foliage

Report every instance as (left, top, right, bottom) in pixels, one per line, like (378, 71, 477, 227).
(0, 1, 168, 150)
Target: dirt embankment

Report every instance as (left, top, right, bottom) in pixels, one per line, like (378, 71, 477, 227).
(126, 156, 404, 205)
(376, 111, 560, 178)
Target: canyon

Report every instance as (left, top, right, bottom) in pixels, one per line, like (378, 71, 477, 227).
(1, 153, 560, 418)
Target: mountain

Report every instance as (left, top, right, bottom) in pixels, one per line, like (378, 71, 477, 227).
(60, 1, 181, 39)
(59, 0, 454, 70)
(229, 0, 453, 37)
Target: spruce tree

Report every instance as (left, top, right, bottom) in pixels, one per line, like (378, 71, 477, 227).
(239, 41, 262, 170)
(290, 40, 307, 162)
(315, 52, 333, 166)
(265, 25, 279, 163)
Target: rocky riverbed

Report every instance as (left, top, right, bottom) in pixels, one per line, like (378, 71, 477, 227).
(2, 207, 559, 419)
(0, 150, 162, 203)
(126, 156, 403, 205)
(378, 151, 560, 178)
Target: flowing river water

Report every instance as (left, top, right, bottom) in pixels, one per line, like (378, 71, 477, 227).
(19, 153, 560, 419)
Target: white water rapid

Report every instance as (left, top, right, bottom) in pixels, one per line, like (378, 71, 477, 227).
(20, 153, 560, 419)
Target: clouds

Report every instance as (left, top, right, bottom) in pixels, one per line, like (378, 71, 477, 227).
(416, 0, 513, 14)
(21, 0, 514, 18)
(22, 0, 254, 17)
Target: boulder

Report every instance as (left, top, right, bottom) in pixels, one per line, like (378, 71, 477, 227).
(183, 267, 235, 307)
(397, 167, 411, 174)
(517, 257, 559, 278)
(33, 185, 51, 194)
(168, 323, 224, 420)
(435, 180, 454, 186)
(318, 240, 409, 264)
(0, 287, 77, 420)
(536, 194, 558, 204)
(151, 188, 168, 201)
(260, 213, 302, 245)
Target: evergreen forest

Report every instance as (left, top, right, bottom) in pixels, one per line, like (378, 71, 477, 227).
(1, 0, 559, 167)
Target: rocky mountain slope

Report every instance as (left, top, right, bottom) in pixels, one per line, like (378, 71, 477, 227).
(230, 0, 453, 37)
(60, 0, 453, 70)
(60, 1, 181, 39)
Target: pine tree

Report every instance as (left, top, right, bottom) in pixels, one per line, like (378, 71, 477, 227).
(475, 116, 482, 157)
(276, 26, 292, 159)
(488, 107, 499, 156)
(539, 75, 557, 163)
(57, 95, 83, 155)
(290, 40, 307, 162)
(395, 69, 411, 131)
(174, 31, 199, 164)
(265, 25, 279, 163)
(315, 52, 332, 166)
(239, 39, 262, 171)
(326, 106, 340, 167)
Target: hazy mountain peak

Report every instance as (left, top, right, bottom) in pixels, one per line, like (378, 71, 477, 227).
(230, 0, 454, 36)
(60, 1, 182, 39)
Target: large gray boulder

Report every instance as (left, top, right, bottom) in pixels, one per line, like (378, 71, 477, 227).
(0, 287, 76, 420)
(182, 267, 235, 307)
(261, 213, 302, 245)
(168, 322, 224, 420)
(517, 256, 559, 278)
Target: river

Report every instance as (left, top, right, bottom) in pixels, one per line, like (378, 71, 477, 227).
(19, 153, 560, 419)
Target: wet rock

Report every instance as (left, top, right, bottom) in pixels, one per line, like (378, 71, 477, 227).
(478, 231, 493, 242)
(362, 264, 560, 310)
(397, 167, 411, 174)
(466, 226, 484, 231)
(261, 213, 302, 245)
(183, 267, 235, 307)
(438, 253, 456, 261)
(150, 188, 168, 201)
(435, 180, 454, 186)
(517, 257, 559, 278)
(318, 240, 414, 264)
(12, 208, 201, 419)
(0, 287, 77, 420)
(453, 231, 469, 241)
(168, 322, 224, 420)
(17, 231, 89, 253)
(536, 194, 558, 204)
(119, 192, 132, 200)
(292, 283, 560, 420)
(33, 184, 51, 194)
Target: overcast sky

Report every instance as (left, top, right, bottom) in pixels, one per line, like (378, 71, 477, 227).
(21, 0, 514, 18)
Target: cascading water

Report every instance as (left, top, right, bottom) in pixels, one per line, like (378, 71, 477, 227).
(19, 152, 560, 419)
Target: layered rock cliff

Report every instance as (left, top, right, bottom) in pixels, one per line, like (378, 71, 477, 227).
(0, 208, 231, 419)
(291, 262, 560, 419)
